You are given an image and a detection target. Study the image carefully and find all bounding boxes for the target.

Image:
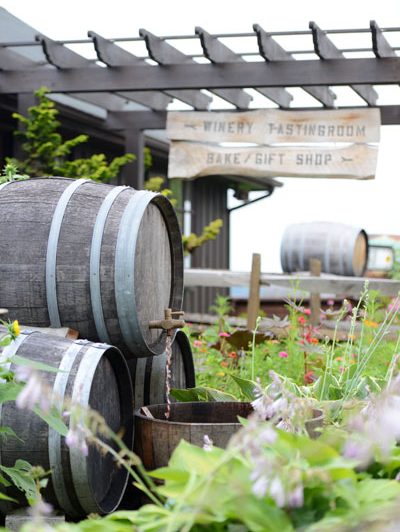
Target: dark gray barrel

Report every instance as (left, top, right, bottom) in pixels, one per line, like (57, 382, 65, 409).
(280, 222, 368, 277)
(0, 327, 133, 517)
(128, 330, 196, 412)
(0, 177, 183, 358)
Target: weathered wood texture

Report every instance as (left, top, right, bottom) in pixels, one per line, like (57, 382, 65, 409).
(247, 253, 261, 331)
(281, 222, 368, 277)
(168, 141, 378, 180)
(126, 330, 196, 413)
(0, 178, 183, 358)
(184, 269, 400, 297)
(134, 402, 252, 469)
(0, 327, 133, 517)
(167, 108, 381, 144)
(309, 258, 322, 327)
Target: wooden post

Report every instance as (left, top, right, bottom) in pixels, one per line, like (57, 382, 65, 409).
(309, 258, 322, 326)
(247, 253, 261, 331)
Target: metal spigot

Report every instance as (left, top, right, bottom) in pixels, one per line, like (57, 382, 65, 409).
(149, 308, 185, 336)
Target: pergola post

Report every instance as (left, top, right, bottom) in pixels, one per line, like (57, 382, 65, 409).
(120, 128, 145, 189)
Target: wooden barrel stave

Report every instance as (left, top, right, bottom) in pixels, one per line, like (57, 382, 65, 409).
(0, 329, 134, 517)
(0, 178, 183, 358)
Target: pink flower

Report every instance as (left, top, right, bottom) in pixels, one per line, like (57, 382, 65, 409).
(278, 351, 288, 359)
(218, 332, 230, 338)
(327, 299, 335, 306)
(193, 340, 203, 348)
(303, 309, 311, 315)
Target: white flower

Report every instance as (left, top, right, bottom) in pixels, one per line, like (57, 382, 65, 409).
(203, 434, 213, 452)
(269, 476, 286, 507)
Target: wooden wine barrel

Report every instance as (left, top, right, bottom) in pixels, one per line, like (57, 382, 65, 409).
(128, 330, 196, 412)
(280, 222, 368, 277)
(0, 327, 133, 517)
(0, 177, 183, 358)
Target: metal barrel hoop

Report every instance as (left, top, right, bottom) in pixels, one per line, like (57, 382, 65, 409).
(115, 190, 156, 356)
(48, 341, 85, 518)
(89, 185, 129, 344)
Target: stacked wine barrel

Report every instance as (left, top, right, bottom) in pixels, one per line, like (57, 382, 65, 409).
(0, 178, 195, 517)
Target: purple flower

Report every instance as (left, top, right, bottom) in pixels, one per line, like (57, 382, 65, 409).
(66, 424, 89, 457)
(287, 483, 304, 508)
(14, 365, 33, 382)
(203, 434, 213, 452)
(269, 477, 286, 507)
(16, 373, 42, 409)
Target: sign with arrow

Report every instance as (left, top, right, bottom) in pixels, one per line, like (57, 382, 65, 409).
(168, 141, 378, 180)
(167, 108, 381, 144)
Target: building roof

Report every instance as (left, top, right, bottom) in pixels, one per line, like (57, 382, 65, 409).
(1, 8, 399, 188)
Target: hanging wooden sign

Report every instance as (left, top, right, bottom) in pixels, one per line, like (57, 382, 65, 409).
(167, 108, 381, 144)
(168, 141, 378, 180)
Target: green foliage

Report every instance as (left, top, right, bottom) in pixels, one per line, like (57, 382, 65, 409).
(9, 87, 135, 182)
(183, 218, 223, 256)
(0, 162, 29, 185)
(144, 173, 223, 256)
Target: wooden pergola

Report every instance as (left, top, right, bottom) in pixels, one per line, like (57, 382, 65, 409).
(1, 9, 400, 189)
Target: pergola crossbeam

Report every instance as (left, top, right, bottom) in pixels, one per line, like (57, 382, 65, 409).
(254, 23, 336, 108)
(88, 30, 172, 111)
(370, 20, 397, 58)
(196, 26, 292, 108)
(139, 28, 251, 109)
(310, 21, 378, 106)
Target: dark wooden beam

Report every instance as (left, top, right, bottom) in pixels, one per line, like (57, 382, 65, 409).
(1, 58, 399, 93)
(88, 31, 172, 111)
(370, 20, 397, 58)
(310, 21, 378, 106)
(253, 23, 336, 108)
(120, 129, 144, 188)
(196, 26, 292, 108)
(106, 110, 167, 130)
(138, 29, 212, 110)
(105, 105, 400, 128)
(140, 28, 251, 109)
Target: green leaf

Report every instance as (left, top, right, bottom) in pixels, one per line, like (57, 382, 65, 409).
(170, 386, 238, 402)
(33, 405, 68, 436)
(0, 426, 23, 443)
(0, 459, 36, 500)
(11, 355, 60, 373)
(0, 491, 17, 503)
(0, 382, 23, 405)
(229, 374, 257, 401)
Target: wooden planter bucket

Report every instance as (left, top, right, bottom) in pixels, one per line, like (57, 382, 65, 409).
(134, 402, 324, 470)
(0, 327, 133, 518)
(0, 177, 183, 358)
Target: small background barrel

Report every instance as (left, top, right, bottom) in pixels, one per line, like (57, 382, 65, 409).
(280, 222, 368, 277)
(0, 177, 183, 358)
(0, 327, 133, 518)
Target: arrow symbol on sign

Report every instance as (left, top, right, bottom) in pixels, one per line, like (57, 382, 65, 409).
(184, 124, 197, 130)
(341, 156, 353, 162)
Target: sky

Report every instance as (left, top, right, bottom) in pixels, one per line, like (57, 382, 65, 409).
(1, 0, 400, 272)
